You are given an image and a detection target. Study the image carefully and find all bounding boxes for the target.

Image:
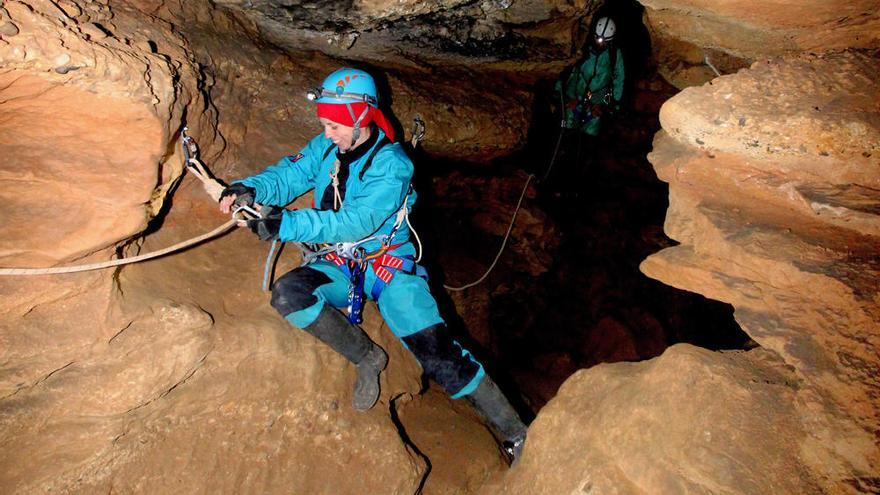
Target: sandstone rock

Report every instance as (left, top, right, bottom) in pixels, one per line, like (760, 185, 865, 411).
(0, 299, 214, 492)
(0, 73, 161, 266)
(0, 2, 469, 492)
(485, 345, 823, 495)
(641, 0, 880, 60)
(395, 387, 508, 493)
(10, 0, 879, 493)
(641, 51, 880, 490)
(0, 0, 219, 267)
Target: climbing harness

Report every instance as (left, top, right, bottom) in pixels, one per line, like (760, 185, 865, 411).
(286, 121, 426, 324)
(541, 45, 618, 182)
(0, 127, 250, 277)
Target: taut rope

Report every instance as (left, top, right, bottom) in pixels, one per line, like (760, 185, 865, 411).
(0, 129, 239, 276)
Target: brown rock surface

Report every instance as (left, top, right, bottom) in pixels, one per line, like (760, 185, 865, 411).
(486, 344, 824, 494)
(6, 0, 879, 493)
(642, 0, 880, 89)
(642, 0, 880, 60)
(641, 50, 880, 490)
(1, 1, 509, 492)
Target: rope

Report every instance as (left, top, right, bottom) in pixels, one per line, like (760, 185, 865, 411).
(0, 219, 238, 276)
(704, 53, 722, 78)
(443, 174, 534, 292)
(0, 144, 240, 276)
(186, 157, 225, 201)
(405, 212, 423, 263)
(329, 159, 343, 210)
(541, 90, 567, 182)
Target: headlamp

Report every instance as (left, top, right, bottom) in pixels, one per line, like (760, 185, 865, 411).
(305, 87, 377, 106)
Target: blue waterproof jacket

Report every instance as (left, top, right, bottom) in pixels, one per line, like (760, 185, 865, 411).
(239, 130, 416, 256)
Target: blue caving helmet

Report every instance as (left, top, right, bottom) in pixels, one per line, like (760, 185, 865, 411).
(307, 67, 381, 147)
(307, 67, 379, 107)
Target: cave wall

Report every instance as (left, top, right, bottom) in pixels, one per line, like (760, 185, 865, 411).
(489, 51, 879, 493)
(641, 0, 880, 59)
(0, 1, 507, 492)
(484, 4, 880, 495)
(641, 50, 880, 490)
(2, 0, 879, 493)
(643, 0, 880, 89)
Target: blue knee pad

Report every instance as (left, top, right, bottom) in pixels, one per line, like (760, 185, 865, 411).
(272, 263, 349, 328)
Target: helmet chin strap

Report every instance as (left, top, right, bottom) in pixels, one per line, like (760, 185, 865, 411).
(345, 103, 371, 150)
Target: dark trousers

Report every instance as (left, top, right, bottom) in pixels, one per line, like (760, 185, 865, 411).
(545, 129, 598, 192)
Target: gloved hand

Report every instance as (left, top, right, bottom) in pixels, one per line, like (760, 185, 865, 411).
(220, 183, 256, 208)
(246, 205, 283, 241)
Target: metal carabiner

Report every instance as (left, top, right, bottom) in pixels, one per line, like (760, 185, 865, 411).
(335, 236, 379, 260)
(411, 116, 426, 148)
(232, 204, 261, 221)
(181, 126, 199, 165)
(335, 242, 359, 260)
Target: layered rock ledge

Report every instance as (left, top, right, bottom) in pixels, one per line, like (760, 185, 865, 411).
(641, 51, 880, 491)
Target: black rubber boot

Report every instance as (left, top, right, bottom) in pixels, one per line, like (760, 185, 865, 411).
(303, 306, 388, 411)
(465, 376, 528, 465)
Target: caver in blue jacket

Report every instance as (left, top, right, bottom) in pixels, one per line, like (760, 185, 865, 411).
(220, 67, 526, 463)
(239, 128, 484, 399)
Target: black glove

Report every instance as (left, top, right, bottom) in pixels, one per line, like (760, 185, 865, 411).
(246, 205, 283, 241)
(220, 183, 256, 208)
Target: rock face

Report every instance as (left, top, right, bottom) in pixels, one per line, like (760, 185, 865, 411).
(0, 0, 199, 439)
(486, 345, 825, 495)
(640, 51, 880, 490)
(482, 46, 878, 495)
(642, 0, 880, 89)
(642, 0, 880, 59)
(0, 1, 506, 493)
(0, 4, 163, 266)
(4, 0, 879, 494)
(213, 0, 577, 63)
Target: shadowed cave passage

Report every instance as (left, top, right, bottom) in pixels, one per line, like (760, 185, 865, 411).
(411, 60, 754, 413)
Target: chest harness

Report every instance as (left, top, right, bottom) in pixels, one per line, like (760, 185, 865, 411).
(296, 137, 427, 325)
(563, 46, 618, 127)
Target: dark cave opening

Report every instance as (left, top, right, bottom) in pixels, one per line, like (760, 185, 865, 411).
(406, 4, 755, 414)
